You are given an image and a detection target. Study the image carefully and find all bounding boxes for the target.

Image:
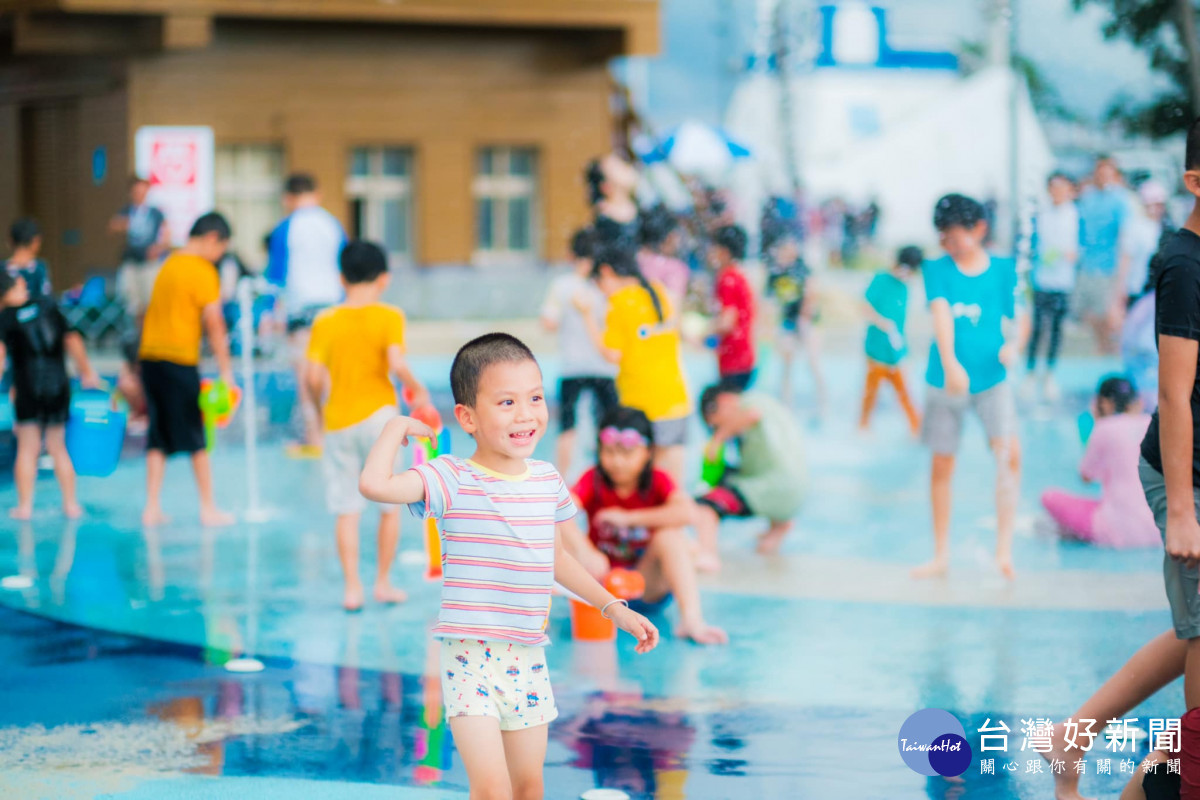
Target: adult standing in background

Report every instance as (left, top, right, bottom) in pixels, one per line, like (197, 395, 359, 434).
(265, 173, 346, 455)
(110, 176, 170, 328)
(1075, 155, 1132, 353)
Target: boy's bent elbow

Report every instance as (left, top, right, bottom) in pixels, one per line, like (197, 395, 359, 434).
(358, 473, 382, 502)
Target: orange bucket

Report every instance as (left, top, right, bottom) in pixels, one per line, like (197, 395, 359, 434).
(570, 598, 615, 641)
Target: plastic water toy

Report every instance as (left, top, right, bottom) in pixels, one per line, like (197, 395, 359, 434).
(409, 402, 450, 581)
(701, 440, 726, 488)
(66, 389, 127, 477)
(199, 378, 241, 451)
(570, 568, 647, 641)
(1078, 411, 1094, 445)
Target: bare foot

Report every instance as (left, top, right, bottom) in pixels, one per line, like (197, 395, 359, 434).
(1040, 729, 1093, 800)
(142, 507, 170, 527)
(344, 584, 365, 612)
(677, 620, 729, 645)
(9, 506, 33, 521)
(693, 551, 722, 574)
(756, 521, 792, 555)
(910, 558, 949, 580)
(63, 502, 83, 520)
(373, 584, 408, 604)
(997, 557, 1015, 581)
(200, 507, 236, 527)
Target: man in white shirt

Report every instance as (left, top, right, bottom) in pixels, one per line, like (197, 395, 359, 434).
(265, 173, 347, 453)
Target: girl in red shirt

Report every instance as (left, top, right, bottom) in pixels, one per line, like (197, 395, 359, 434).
(567, 406, 727, 645)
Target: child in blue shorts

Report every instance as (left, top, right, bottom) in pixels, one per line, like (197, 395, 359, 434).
(360, 332, 658, 799)
(912, 194, 1028, 582)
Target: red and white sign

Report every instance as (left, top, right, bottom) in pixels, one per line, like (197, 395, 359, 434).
(135, 126, 214, 247)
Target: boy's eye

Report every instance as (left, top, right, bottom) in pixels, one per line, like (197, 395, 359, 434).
(500, 399, 514, 407)
(531, 395, 543, 403)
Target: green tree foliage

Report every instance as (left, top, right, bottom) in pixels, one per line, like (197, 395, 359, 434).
(1073, 0, 1200, 137)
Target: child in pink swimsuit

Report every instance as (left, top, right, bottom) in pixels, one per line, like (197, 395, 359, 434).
(1041, 375, 1160, 548)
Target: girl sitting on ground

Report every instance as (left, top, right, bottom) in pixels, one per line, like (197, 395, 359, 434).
(563, 405, 727, 645)
(1040, 375, 1159, 548)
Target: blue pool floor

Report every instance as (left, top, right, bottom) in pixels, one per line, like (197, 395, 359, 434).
(0, 352, 1183, 799)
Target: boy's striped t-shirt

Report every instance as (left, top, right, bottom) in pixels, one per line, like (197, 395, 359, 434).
(410, 455, 577, 646)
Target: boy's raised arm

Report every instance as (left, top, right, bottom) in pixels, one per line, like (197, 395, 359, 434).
(359, 415, 434, 505)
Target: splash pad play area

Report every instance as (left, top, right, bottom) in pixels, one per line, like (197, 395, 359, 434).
(0, 340, 1182, 800)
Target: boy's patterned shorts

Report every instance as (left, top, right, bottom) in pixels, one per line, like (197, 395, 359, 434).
(439, 638, 558, 731)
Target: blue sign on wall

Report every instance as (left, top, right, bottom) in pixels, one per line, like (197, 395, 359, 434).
(92, 146, 107, 185)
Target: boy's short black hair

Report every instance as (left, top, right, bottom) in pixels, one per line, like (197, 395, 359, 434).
(699, 377, 745, 421)
(9, 217, 40, 247)
(1187, 118, 1200, 171)
(570, 227, 596, 261)
(711, 224, 748, 261)
(450, 333, 539, 407)
(638, 205, 678, 248)
(933, 194, 987, 231)
(189, 212, 232, 241)
(339, 239, 388, 284)
(284, 172, 317, 195)
(896, 245, 924, 271)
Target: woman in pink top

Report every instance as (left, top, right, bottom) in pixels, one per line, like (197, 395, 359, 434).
(1041, 376, 1160, 548)
(637, 205, 690, 307)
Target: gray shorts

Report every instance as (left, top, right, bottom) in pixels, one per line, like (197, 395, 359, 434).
(1071, 271, 1115, 319)
(651, 415, 690, 448)
(922, 383, 1015, 455)
(322, 406, 400, 515)
(1139, 457, 1200, 640)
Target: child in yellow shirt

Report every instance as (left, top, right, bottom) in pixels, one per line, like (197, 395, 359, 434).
(305, 240, 429, 611)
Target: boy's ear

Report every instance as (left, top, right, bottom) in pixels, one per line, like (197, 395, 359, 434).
(454, 403, 476, 435)
(1184, 171, 1200, 199)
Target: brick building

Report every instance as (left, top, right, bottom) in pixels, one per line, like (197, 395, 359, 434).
(0, 1, 658, 287)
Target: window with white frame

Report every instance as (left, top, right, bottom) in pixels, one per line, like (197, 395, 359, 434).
(214, 144, 285, 271)
(473, 147, 539, 264)
(346, 147, 414, 264)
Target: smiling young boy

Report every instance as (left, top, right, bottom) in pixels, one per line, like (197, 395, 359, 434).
(912, 194, 1028, 582)
(359, 332, 658, 800)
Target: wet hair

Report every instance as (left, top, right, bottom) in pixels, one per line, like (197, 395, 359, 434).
(712, 224, 748, 261)
(1188, 118, 1200, 171)
(591, 239, 664, 323)
(450, 332, 538, 407)
(189, 211, 231, 241)
(933, 194, 987, 232)
(584, 159, 605, 206)
(638, 205, 678, 249)
(594, 405, 657, 494)
(896, 245, 924, 271)
(699, 377, 745, 422)
(284, 172, 317, 196)
(9, 217, 40, 247)
(570, 227, 596, 261)
(1097, 374, 1138, 413)
(340, 240, 388, 284)
(1047, 171, 1075, 187)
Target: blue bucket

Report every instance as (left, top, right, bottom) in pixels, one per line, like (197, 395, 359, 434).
(66, 391, 127, 477)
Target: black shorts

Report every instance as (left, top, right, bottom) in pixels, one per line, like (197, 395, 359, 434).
(1142, 762, 1179, 799)
(13, 389, 70, 428)
(559, 376, 619, 432)
(696, 481, 754, 519)
(141, 360, 206, 455)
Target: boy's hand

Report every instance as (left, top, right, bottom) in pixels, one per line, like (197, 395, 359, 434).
(219, 368, 237, 389)
(80, 369, 103, 390)
(407, 387, 432, 413)
(1166, 513, 1200, 569)
(610, 605, 659, 654)
(998, 343, 1018, 368)
(383, 415, 436, 446)
(944, 360, 969, 396)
